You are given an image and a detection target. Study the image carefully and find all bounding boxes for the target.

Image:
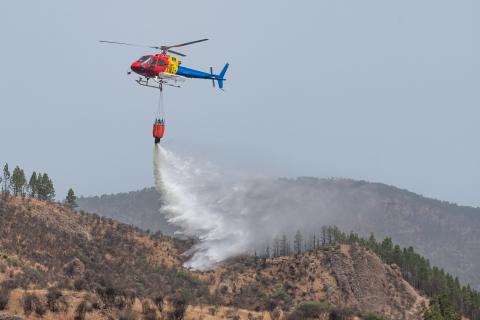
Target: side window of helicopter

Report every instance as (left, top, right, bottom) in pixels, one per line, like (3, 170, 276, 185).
(157, 59, 165, 66)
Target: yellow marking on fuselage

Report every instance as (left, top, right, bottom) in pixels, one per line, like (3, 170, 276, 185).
(167, 56, 179, 74)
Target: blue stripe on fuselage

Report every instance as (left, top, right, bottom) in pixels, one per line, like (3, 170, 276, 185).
(176, 66, 214, 79)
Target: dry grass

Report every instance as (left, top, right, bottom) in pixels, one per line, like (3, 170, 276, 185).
(0, 196, 427, 320)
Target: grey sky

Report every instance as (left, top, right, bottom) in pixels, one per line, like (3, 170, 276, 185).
(1, 1, 479, 206)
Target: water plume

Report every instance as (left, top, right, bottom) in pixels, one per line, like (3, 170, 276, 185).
(153, 145, 337, 269)
(153, 145, 257, 269)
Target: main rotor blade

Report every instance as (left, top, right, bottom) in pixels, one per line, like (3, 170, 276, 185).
(99, 40, 148, 47)
(167, 49, 186, 57)
(100, 39, 209, 53)
(166, 38, 209, 49)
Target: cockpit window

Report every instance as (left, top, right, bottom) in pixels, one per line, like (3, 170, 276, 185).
(157, 59, 165, 66)
(137, 56, 150, 63)
(142, 57, 154, 65)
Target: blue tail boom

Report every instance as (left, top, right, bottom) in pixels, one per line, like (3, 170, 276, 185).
(175, 63, 229, 90)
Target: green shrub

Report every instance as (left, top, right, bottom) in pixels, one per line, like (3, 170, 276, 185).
(23, 293, 40, 315)
(266, 284, 292, 310)
(74, 278, 87, 291)
(0, 290, 9, 310)
(143, 311, 157, 320)
(363, 313, 385, 320)
(35, 303, 47, 316)
(74, 300, 92, 320)
(208, 306, 218, 315)
(47, 287, 63, 312)
(118, 308, 137, 320)
(287, 301, 331, 320)
(171, 295, 187, 320)
(154, 295, 163, 311)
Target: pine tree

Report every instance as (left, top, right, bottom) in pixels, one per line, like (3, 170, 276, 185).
(331, 226, 343, 243)
(20, 169, 27, 196)
(28, 172, 38, 198)
(326, 226, 333, 244)
(319, 226, 327, 246)
(431, 294, 462, 320)
(424, 301, 444, 320)
(36, 173, 44, 199)
(293, 230, 303, 255)
(264, 242, 270, 258)
(64, 188, 78, 209)
(380, 237, 394, 263)
(367, 233, 377, 251)
(392, 244, 404, 271)
(273, 236, 280, 257)
(37, 173, 55, 201)
(11, 166, 27, 197)
(2, 163, 11, 195)
(280, 235, 289, 256)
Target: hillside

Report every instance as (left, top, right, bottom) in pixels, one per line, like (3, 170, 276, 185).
(0, 196, 427, 319)
(77, 178, 480, 289)
(199, 244, 427, 319)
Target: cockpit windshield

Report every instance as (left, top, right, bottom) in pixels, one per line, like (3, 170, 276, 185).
(137, 55, 151, 63)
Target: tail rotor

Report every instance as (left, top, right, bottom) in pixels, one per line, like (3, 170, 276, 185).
(210, 66, 215, 88)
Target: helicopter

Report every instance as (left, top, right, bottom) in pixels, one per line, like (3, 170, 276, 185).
(99, 38, 229, 144)
(99, 38, 229, 90)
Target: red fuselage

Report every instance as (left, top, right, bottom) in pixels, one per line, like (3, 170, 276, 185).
(130, 54, 176, 78)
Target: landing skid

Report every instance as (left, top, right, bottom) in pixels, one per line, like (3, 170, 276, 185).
(135, 77, 181, 90)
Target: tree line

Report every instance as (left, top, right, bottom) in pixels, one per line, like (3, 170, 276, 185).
(1, 162, 77, 209)
(258, 226, 479, 320)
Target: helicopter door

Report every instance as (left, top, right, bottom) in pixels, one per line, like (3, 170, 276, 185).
(148, 57, 157, 72)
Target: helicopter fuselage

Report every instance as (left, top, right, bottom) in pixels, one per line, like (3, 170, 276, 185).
(130, 53, 226, 83)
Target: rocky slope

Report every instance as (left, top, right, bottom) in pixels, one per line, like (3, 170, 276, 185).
(0, 196, 427, 319)
(200, 244, 427, 319)
(78, 178, 480, 289)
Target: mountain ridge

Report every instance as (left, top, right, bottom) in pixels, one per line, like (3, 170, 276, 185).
(77, 177, 480, 290)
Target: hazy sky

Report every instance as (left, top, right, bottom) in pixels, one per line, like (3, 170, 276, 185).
(1, 1, 479, 206)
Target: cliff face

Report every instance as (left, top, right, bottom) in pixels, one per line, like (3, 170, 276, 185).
(0, 197, 427, 319)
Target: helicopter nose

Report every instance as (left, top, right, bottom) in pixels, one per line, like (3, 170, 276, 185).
(130, 62, 141, 73)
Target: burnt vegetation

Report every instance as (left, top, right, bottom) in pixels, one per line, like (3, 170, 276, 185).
(0, 194, 210, 318)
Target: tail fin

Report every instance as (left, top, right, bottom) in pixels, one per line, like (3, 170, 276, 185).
(216, 63, 229, 90)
